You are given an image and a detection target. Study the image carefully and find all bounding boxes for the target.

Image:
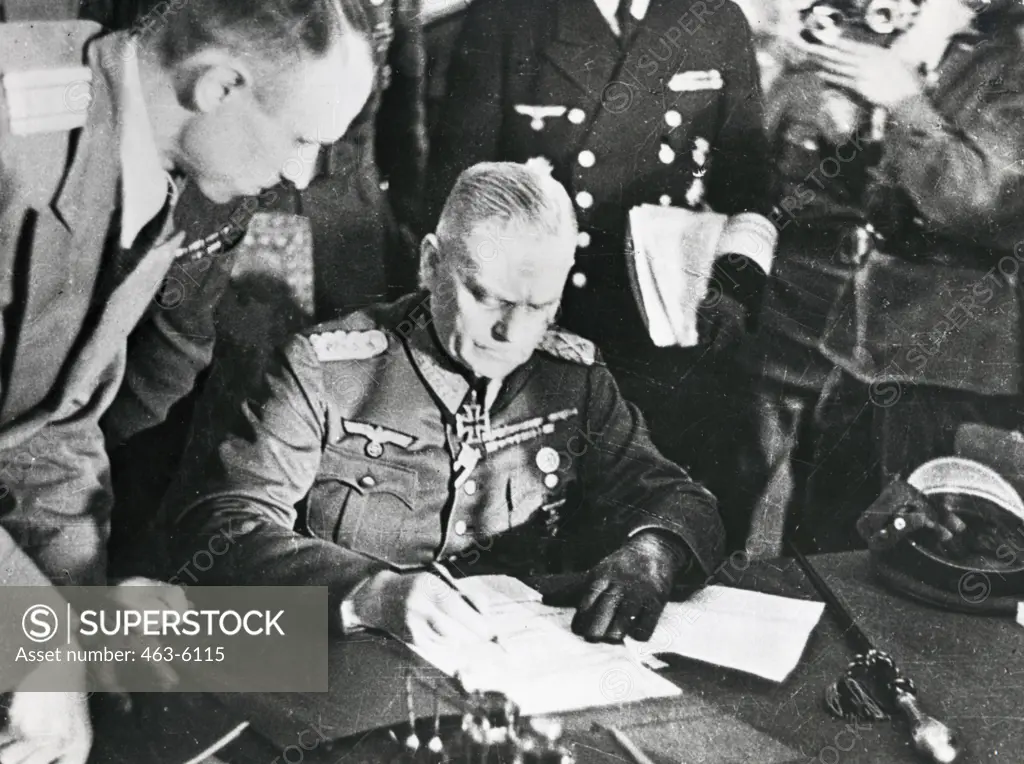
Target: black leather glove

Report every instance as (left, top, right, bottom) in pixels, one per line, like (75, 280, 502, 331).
(857, 480, 967, 554)
(544, 531, 689, 643)
(696, 290, 747, 355)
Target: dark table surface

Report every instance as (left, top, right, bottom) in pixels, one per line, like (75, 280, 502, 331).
(89, 551, 1024, 764)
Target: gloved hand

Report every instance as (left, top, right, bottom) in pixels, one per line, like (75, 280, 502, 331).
(544, 531, 689, 643)
(857, 480, 967, 554)
(696, 288, 747, 355)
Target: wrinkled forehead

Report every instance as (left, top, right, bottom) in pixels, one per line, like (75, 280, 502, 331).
(453, 218, 575, 275)
(447, 219, 575, 305)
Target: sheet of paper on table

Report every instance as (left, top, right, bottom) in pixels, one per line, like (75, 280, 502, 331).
(404, 575, 682, 717)
(622, 585, 826, 683)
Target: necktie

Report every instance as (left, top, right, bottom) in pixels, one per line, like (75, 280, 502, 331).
(616, 0, 637, 47)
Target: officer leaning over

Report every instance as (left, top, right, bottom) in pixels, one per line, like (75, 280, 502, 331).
(0, 2, 374, 760)
(170, 159, 725, 650)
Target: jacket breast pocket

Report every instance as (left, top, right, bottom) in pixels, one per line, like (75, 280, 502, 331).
(306, 443, 420, 566)
(663, 86, 722, 134)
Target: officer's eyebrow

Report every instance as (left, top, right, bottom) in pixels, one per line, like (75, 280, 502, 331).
(462, 271, 558, 311)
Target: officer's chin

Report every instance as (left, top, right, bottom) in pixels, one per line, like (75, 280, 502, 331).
(465, 349, 520, 381)
(195, 177, 242, 205)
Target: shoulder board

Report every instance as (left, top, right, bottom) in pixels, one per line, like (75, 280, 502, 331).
(537, 328, 597, 366)
(0, 21, 100, 136)
(308, 329, 388, 362)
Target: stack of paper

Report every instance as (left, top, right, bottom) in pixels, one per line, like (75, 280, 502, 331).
(623, 586, 825, 683)
(405, 576, 681, 716)
(625, 204, 728, 348)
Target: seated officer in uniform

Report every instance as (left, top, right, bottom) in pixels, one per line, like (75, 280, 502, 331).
(427, 0, 776, 502)
(169, 159, 725, 649)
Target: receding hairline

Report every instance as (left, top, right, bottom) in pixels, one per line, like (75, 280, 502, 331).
(150, 0, 355, 71)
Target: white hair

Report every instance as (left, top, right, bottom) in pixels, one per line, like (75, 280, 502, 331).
(435, 159, 578, 260)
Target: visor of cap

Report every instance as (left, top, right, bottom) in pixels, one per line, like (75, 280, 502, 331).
(907, 456, 1024, 521)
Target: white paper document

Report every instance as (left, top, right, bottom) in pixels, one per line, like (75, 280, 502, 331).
(625, 204, 728, 348)
(623, 585, 825, 683)
(405, 576, 681, 716)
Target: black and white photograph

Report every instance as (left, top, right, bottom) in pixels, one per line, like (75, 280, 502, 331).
(0, 0, 1023, 761)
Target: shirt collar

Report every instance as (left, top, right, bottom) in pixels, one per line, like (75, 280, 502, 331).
(592, 0, 651, 35)
(115, 34, 176, 250)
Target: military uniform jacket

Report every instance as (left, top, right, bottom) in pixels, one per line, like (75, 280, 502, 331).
(171, 293, 724, 617)
(428, 0, 772, 349)
(0, 22, 216, 586)
(745, 18, 1024, 394)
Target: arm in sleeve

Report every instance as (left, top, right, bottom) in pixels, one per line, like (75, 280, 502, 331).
(167, 337, 389, 627)
(883, 60, 1024, 251)
(377, 0, 428, 233)
(705, 3, 775, 318)
(0, 526, 71, 691)
(574, 363, 725, 577)
(424, 0, 506, 229)
(101, 254, 233, 447)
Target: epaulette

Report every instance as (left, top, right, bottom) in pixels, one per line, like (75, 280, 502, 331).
(0, 21, 100, 136)
(537, 328, 597, 366)
(308, 329, 388, 362)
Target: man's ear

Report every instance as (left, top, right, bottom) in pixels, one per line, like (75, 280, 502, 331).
(179, 55, 251, 113)
(419, 234, 441, 289)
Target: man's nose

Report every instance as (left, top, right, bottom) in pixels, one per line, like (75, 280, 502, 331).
(492, 307, 535, 345)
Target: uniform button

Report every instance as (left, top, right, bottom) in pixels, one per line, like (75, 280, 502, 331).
(568, 108, 586, 124)
(659, 144, 676, 164)
(359, 475, 376, 488)
(576, 231, 591, 249)
(571, 271, 588, 288)
(578, 150, 595, 168)
(454, 520, 468, 536)
(575, 191, 593, 209)
(664, 110, 682, 127)
(659, 194, 672, 206)
(464, 480, 478, 495)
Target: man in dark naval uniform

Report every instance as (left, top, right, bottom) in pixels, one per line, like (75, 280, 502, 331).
(170, 160, 724, 648)
(730, 0, 1024, 556)
(427, 0, 776, 482)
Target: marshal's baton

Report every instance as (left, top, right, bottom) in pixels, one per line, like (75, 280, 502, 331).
(787, 542, 961, 764)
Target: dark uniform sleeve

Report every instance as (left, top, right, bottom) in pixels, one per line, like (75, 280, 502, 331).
(168, 337, 388, 627)
(883, 62, 1024, 252)
(574, 363, 725, 577)
(424, 0, 506, 228)
(101, 253, 233, 447)
(706, 3, 771, 218)
(377, 0, 428, 234)
(704, 2, 774, 321)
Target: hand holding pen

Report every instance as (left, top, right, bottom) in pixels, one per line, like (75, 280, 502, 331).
(347, 565, 503, 651)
